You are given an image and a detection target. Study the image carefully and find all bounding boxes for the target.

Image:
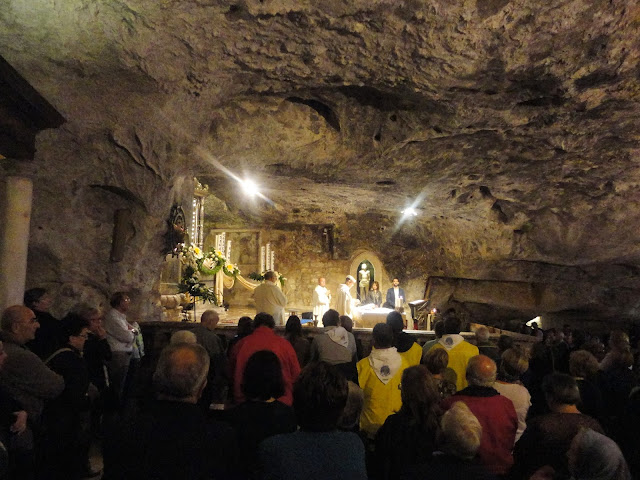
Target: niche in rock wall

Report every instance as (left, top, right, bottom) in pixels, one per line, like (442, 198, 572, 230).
(349, 251, 388, 300)
(84, 185, 147, 263)
(357, 260, 375, 302)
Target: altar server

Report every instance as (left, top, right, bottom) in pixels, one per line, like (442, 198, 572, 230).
(253, 271, 287, 325)
(312, 277, 331, 326)
(335, 276, 358, 319)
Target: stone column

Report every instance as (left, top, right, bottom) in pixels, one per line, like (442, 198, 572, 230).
(0, 177, 33, 311)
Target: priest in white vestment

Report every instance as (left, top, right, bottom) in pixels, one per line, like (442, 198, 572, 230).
(312, 277, 331, 326)
(253, 271, 287, 325)
(335, 275, 358, 318)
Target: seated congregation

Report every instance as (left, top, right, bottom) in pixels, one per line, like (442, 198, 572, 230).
(0, 289, 638, 480)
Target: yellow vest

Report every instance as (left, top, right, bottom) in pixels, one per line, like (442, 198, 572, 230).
(399, 342, 423, 367)
(357, 355, 409, 438)
(432, 339, 479, 391)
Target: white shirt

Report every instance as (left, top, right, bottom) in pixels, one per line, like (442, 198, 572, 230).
(104, 308, 135, 352)
(494, 381, 531, 443)
(253, 281, 287, 325)
(312, 285, 331, 325)
(394, 287, 402, 308)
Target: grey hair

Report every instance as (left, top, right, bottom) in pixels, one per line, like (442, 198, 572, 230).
(475, 326, 490, 343)
(153, 343, 209, 399)
(69, 303, 101, 320)
(440, 402, 482, 460)
(201, 309, 220, 325)
(170, 330, 197, 345)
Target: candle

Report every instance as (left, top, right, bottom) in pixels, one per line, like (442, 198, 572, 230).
(260, 246, 266, 273)
(265, 243, 271, 271)
(271, 251, 275, 272)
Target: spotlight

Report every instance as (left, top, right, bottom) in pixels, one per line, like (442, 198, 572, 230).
(240, 178, 258, 196)
(401, 207, 418, 217)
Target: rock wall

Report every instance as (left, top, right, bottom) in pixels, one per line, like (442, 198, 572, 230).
(24, 117, 195, 321)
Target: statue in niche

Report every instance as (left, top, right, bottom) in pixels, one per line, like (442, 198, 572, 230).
(358, 263, 372, 301)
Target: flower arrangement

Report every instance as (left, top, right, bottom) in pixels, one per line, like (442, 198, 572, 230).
(178, 244, 240, 304)
(248, 271, 286, 288)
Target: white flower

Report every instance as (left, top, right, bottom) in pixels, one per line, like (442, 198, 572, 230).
(202, 258, 216, 270)
(193, 246, 203, 259)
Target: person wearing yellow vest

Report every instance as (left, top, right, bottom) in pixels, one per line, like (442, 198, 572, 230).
(431, 314, 479, 391)
(386, 311, 422, 367)
(357, 323, 410, 439)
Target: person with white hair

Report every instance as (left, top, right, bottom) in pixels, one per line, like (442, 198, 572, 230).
(401, 402, 492, 480)
(335, 275, 358, 318)
(442, 354, 517, 476)
(170, 330, 197, 344)
(474, 326, 500, 362)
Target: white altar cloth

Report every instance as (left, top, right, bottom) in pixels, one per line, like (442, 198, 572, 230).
(356, 305, 407, 328)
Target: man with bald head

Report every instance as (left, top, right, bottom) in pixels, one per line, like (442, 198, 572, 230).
(0, 306, 64, 426)
(312, 277, 331, 326)
(441, 354, 518, 476)
(192, 310, 228, 408)
(104, 343, 238, 479)
(253, 271, 287, 325)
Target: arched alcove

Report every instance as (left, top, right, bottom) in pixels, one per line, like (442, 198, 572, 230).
(349, 250, 390, 294)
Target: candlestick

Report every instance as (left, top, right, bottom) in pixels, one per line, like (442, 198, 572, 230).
(260, 246, 266, 273)
(226, 240, 232, 262)
(271, 251, 275, 272)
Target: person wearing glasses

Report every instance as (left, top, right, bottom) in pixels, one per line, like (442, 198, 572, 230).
(41, 314, 95, 478)
(0, 305, 64, 479)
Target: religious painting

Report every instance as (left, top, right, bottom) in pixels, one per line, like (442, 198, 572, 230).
(205, 229, 261, 271)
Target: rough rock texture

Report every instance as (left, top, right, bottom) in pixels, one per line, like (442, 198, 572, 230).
(2, 1, 640, 325)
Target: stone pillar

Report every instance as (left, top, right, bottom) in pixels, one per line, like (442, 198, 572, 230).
(0, 177, 33, 311)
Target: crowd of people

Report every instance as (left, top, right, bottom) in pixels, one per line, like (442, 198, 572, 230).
(0, 287, 638, 480)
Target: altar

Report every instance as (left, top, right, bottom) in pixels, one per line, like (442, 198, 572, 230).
(356, 305, 407, 329)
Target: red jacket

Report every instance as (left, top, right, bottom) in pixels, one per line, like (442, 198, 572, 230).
(442, 386, 518, 475)
(231, 327, 301, 406)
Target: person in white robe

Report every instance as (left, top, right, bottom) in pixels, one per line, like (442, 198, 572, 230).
(335, 275, 358, 319)
(312, 277, 331, 327)
(253, 271, 287, 325)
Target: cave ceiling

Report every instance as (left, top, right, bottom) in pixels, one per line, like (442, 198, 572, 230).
(2, 0, 640, 318)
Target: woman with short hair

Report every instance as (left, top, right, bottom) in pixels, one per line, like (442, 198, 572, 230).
(494, 347, 531, 443)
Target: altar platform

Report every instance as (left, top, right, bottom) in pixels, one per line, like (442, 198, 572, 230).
(185, 304, 410, 328)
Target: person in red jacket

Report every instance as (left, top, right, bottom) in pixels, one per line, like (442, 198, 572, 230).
(441, 354, 517, 476)
(231, 312, 300, 406)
